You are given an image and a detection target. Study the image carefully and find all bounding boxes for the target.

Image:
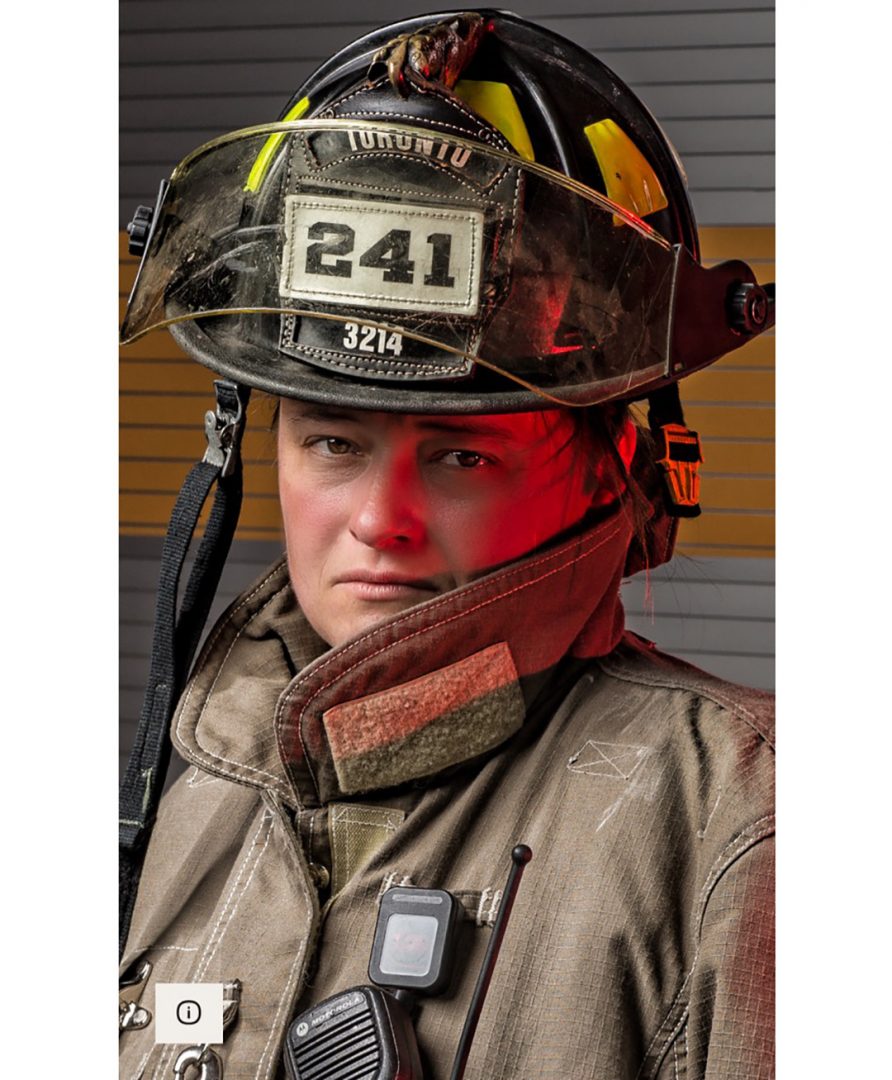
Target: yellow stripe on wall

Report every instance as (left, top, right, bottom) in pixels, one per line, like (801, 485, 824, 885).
(119, 227, 775, 555)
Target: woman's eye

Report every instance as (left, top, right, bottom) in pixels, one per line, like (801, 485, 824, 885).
(307, 436, 355, 456)
(441, 450, 489, 469)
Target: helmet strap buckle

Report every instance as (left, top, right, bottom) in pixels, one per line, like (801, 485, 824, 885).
(656, 423, 702, 518)
(203, 380, 247, 479)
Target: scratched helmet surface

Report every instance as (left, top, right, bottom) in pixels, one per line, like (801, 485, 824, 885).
(121, 10, 773, 413)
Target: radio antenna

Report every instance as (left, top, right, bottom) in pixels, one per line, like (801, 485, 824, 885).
(448, 844, 532, 1080)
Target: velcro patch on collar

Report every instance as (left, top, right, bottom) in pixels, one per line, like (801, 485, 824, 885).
(322, 642, 524, 795)
(329, 804, 406, 897)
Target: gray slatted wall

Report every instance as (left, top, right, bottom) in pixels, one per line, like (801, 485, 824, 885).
(120, 0, 775, 781)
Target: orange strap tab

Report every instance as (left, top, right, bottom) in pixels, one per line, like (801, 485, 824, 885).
(656, 423, 703, 516)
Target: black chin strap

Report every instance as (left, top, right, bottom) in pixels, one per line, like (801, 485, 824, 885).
(119, 380, 250, 960)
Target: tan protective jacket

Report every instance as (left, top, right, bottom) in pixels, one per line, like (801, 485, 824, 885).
(120, 509, 774, 1080)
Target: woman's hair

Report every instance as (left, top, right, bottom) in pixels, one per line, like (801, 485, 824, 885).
(570, 404, 660, 555)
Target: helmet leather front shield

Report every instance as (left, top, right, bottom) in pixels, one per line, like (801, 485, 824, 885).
(122, 120, 680, 407)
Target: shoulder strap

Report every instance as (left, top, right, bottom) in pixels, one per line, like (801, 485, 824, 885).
(118, 380, 250, 959)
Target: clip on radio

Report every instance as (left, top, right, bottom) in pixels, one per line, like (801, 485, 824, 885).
(283, 844, 532, 1080)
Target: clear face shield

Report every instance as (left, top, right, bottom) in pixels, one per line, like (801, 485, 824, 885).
(120, 119, 706, 409)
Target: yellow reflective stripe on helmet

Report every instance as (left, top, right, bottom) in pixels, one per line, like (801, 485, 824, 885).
(244, 96, 310, 192)
(584, 118, 668, 222)
(453, 80, 535, 162)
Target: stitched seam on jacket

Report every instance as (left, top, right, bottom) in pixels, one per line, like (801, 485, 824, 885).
(255, 791, 319, 1080)
(130, 943, 198, 954)
(182, 562, 285, 688)
(196, 811, 275, 979)
(186, 766, 222, 789)
(598, 658, 775, 750)
(283, 521, 625, 794)
(176, 571, 294, 794)
(635, 816, 775, 1080)
(669, 1024, 688, 1080)
(129, 1049, 150, 1080)
(150, 810, 275, 1080)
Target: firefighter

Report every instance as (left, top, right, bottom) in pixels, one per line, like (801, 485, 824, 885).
(119, 12, 774, 1078)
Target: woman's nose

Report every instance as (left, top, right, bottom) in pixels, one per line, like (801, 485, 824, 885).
(348, 457, 426, 550)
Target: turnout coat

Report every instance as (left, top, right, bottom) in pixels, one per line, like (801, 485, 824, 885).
(119, 506, 775, 1080)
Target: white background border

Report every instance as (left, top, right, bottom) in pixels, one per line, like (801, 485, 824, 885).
(4, 3, 886, 1074)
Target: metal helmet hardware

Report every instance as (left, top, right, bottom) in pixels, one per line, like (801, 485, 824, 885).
(126, 204, 154, 257)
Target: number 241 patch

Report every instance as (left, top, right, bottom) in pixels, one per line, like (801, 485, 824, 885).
(280, 195, 484, 316)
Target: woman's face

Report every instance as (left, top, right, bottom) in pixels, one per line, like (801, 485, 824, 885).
(277, 399, 615, 647)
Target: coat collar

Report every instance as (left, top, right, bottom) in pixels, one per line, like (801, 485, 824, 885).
(173, 505, 633, 808)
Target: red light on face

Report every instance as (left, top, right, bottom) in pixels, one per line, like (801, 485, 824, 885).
(277, 401, 613, 647)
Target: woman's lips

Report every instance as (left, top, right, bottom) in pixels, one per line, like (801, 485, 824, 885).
(334, 572, 442, 601)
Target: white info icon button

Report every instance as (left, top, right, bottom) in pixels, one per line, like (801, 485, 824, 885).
(155, 983, 224, 1044)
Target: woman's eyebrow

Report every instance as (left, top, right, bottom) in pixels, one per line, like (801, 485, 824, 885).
(288, 406, 363, 424)
(415, 418, 522, 441)
(289, 408, 525, 442)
